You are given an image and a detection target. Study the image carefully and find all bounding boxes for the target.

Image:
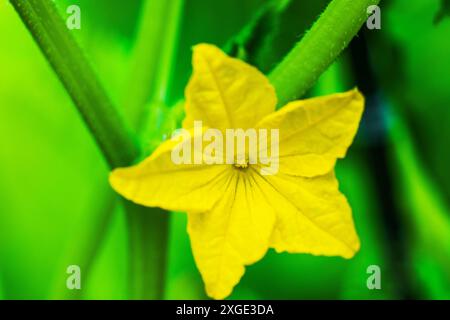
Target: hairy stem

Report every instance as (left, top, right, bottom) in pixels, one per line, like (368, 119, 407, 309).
(10, 0, 139, 168)
(10, 0, 174, 300)
(269, 0, 380, 106)
(170, 0, 381, 123)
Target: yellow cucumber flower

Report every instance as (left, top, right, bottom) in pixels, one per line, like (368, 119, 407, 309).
(110, 44, 364, 299)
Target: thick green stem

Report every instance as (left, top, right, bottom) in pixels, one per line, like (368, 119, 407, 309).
(123, 0, 184, 300)
(170, 0, 381, 124)
(269, 0, 380, 106)
(125, 203, 169, 300)
(10, 0, 139, 168)
(10, 0, 174, 300)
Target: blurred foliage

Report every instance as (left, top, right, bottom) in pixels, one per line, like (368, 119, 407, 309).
(366, 0, 450, 298)
(368, 0, 450, 203)
(0, 0, 449, 299)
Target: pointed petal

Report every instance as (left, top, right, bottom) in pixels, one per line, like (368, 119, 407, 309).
(253, 168, 360, 258)
(257, 89, 364, 177)
(187, 170, 276, 299)
(109, 128, 232, 213)
(183, 44, 277, 130)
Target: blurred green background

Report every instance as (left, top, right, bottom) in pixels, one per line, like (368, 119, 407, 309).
(0, 0, 449, 299)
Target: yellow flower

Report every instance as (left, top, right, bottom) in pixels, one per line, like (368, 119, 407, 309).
(110, 44, 364, 299)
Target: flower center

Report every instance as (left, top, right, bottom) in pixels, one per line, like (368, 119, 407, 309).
(234, 158, 249, 170)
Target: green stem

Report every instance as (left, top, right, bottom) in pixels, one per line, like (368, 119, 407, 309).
(124, 0, 185, 129)
(125, 203, 169, 300)
(170, 0, 381, 124)
(10, 0, 139, 168)
(269, 0, 380, 106)
(10, 0, 174, 300)
(123, 0, 184, 300)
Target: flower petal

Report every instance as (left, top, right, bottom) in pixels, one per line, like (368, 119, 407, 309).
(109, 128, 232, 213)
(252, 168, 360, 258)
(183, 44, 277, 130)
(187, 170, 276, 299)
(256, 89, 364, 177)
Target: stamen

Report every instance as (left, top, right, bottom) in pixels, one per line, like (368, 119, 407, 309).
(234, 159, 249, 170)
